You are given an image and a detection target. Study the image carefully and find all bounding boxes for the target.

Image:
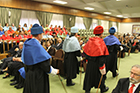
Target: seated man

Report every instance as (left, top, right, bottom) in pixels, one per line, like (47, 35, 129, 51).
(54, 37, 63, 50)
(46, 40, 56, 56)
(112, 64, 140, 93)
(0, 42, 23, 75)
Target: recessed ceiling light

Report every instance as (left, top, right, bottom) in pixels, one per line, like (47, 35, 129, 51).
(53, 0, 67, 4)
(116, 0, 121, 1)
(124, 17, 128, 18)
(116, 15, 123, 17)
(104, 12, 111, 14)
(84, 7, 94, 10)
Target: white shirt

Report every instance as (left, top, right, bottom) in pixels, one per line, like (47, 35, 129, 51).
(47, 46, 51, 52)
(128, 82, 140, 93)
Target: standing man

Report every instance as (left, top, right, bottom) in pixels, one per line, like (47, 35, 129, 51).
(63, 26, 81, 86)
(104, 27, 123, 78)
(112, 64, 140, 93)
(83, 26, 109, 93)
(22, 24, 59, 93)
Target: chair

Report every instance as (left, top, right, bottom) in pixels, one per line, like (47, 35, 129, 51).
(51, 49, 65, 77)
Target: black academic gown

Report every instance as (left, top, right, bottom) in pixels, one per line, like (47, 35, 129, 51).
(83, 54, 107, 91)
(106, 44, 120, 76)
(23, 60, 50, 93)
(64, 50, 81, 79)
(112, 78, 140, 93)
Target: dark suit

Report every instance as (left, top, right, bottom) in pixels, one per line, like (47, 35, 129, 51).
(0, 49, 22, 70)
(55, 42, 63, 50)
(48, 46, 56, 56)
(112, 78, 140, 93)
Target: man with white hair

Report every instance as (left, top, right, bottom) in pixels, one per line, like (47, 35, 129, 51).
(112, 64, 140, 93)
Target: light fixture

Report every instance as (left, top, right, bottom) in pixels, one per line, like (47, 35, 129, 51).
(116, 15, 123, 17)
(104, 12, 111, 14)
(53, 0, 67, 4)
(116, 0, 121, 1)
(124, 17, 128, 18)
(84, 7, 94, 10)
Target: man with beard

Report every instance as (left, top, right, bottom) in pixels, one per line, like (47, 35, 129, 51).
(112, 64, 140, 93)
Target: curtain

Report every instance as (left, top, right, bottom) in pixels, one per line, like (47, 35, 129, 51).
(49, 14, 63, 27)
(90, 19, 98, 29)
(19, 10, 40, 27)
(75, 17, 86, 29)
(109, 21, 112, 29)
(9, 8, 21, 27)
(35, 11, 53, 27)
(97, 19, 101, 25)
(83, 17, 92, 29)
(63, 14, 75, 29)
(0, 7, 9, 26)
(116, 22, 119, 31)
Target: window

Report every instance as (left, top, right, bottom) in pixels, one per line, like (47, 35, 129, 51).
(112, 22, 117, 32)
(101, 20, 109, 32)
(75, 17, 86, 29)
(19, 10, 40, 28)
(90, 19, 98, 29)
(49, 14, 63, 28)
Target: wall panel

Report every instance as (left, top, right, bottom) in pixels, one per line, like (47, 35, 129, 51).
(1, 0, 140, 23)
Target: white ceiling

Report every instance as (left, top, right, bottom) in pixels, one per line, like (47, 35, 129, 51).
(33, 0, 140, 18)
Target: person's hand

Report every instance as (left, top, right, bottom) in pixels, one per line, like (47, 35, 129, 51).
(57, 69, 59, 75)
(12, 57, 16, 61)
(15, 48, 19, 51)
(16, 58, 22, 62)
(120, 46, 123, 51)
(99, 69, 106, 75)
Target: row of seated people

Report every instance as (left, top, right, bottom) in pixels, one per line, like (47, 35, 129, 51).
(1, 31, 140, 91)
(0, 37, 65, 89)
(0, 35, 88, 90)
(0, 23, 69, 36)
(117, 33, 140, 58)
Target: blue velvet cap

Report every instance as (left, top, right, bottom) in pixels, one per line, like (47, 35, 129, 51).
(109, 27, 116, 33)
(71, 26, 78, 33)
(31, 24, 44, 35)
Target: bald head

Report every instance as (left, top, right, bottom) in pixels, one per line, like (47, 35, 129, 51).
(19, 42, 24, 49)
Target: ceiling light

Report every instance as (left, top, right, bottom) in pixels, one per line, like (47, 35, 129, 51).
(124, 17, 128, 18)
(53, 0, 67, 4)
(84, 7, 94, 10)
(104, 12, 111, 14)
(116, 15, 123, 17)
(116, 0, 121, 1)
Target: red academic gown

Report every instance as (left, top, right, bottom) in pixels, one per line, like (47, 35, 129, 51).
(1, 35, 12, 40)
(83, 37, 109, 91)
(7, 30, 15, 35)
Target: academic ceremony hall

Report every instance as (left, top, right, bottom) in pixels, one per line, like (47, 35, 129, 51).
(0, 0, 140, 93)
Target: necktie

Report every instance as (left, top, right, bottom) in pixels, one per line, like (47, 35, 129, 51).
(128, 84, 135, 93)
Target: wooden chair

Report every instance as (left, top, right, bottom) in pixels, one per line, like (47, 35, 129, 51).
(52, 49, 65, 77)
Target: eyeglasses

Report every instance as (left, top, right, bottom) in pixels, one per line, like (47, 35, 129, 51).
(130, 71, 140, 76)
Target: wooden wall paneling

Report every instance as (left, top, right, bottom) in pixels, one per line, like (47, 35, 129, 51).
(0, 0, 132, 23)
(121, 18, 140, 23)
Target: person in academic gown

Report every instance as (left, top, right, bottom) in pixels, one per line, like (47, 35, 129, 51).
(83, 26, 109, 93)
(112, 64, 140, 93)
(103, 27, 123, 78)
(22, 24, 59, 93)
(63, 26, 82, 86)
